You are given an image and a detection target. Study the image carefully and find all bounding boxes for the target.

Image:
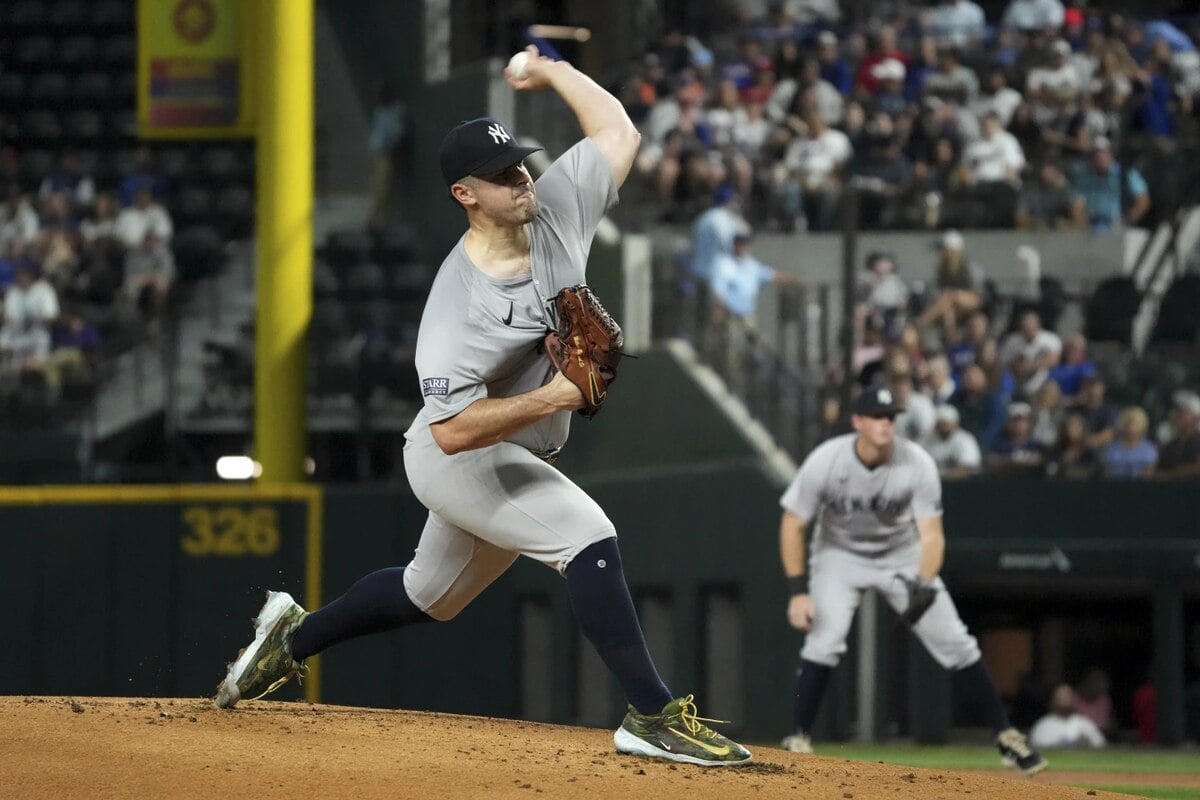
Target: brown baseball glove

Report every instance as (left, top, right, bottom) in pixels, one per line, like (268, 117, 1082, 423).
(543, 285, 626, 418)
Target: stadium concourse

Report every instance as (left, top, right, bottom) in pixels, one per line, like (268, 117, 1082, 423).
(0, 696, 1168, 800)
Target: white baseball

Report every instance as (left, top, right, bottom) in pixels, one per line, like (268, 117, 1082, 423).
(508, 51, 531, 80)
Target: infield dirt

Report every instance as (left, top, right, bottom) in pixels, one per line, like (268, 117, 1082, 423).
(0, 696, 1159, 799)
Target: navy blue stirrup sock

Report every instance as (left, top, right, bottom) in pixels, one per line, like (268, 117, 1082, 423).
(291, 566, 432, 661)
(956, 658, 1011, 733)
(792, 659, 833, 735)
(565, 538, 672, 715)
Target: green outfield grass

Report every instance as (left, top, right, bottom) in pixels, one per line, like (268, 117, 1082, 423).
(810, 743, 1200, 774)
(784, 744, 1200, 800)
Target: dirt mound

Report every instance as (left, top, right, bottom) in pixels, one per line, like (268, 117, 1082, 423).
(0, 697, 1136, 799)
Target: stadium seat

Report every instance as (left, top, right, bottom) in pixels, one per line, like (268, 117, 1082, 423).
(313, 260, 341, 299)
(1085, 276, 1142, 345)
(72, 72, 114, 108)
(1150, 274, 1200, 345)
(215, 185, 254, 238)
(49, 0, 88, 27)
(28, 73, 69, 106)
(100, 35, 135, 65)
(324, 231, 373, 270)
(65, 110, 104, 143)
(15, 35, 55, 65)
(89, 0, 131, 30)
(9, 0, 49, 28)
(158, 147, 196, 183)
(110, 110, 138, 141)
(59, 35, 99, 66)
(371, 226, 421, 265)
(21, 149, 56, 188)
(20, 111, 63, 144)
(345, 261, 388, 299)
(171, 225, 226, 282)
(0, 74, 28, 110)
(389, 263, 432, 301)
(174, 186, 215, 228)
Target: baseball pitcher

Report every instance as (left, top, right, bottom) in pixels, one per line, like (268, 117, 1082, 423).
(214, 46, 750, 767)
(778, 386, 1047, 775)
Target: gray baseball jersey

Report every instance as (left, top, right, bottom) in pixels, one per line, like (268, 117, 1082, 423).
(408, 137, 618, 454)
(780, 434, 978, 669)
(400, 138, 620, 616)
(780, 433, 943, 556)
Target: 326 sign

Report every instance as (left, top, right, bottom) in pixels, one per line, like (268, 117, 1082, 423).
(181, 505, 281, 557)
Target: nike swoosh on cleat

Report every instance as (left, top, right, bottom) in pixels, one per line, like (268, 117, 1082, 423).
(667, 728, 731, 757)
(502, 301, 514, 326)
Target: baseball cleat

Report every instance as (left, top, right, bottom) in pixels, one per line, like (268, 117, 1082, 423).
(214, 591, 309, 709)
(996, 727, 1048, 776)
(780, 733, 813, 754)
(613, 694, 752, 766)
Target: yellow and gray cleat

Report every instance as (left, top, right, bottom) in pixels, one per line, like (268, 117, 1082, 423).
(214, 591, 308, 709)
(614, 694, 752, 766)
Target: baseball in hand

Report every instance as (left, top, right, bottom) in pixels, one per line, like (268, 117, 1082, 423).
(508, 51, 531, 80)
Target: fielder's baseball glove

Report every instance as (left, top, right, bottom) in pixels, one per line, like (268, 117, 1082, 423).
(896, 574, 938, 627)
(543, 285, 625, 418)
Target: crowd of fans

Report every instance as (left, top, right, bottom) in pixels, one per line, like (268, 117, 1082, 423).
(621, 1, 1200, 231)
(846, 232, 1200, 479)
(0, 145, 177, 408)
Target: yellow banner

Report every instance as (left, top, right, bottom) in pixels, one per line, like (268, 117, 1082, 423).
(137, 0, 255, 138)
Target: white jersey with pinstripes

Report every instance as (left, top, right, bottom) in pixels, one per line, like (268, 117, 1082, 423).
(780, 434, 943, 556)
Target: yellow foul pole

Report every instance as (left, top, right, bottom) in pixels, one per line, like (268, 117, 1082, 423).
(255, 0, 313, 482)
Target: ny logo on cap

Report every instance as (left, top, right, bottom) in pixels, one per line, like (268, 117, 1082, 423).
(487, 123, 511, 144)
(877, 388, 893, 404)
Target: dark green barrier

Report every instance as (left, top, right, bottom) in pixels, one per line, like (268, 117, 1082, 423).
(0, 486, 318, 701)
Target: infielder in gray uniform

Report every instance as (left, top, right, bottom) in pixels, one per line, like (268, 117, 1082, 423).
(778, 386, 1046, 775)
(214, 46, 751, 768)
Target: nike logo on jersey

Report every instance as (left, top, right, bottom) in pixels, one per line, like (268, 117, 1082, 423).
(502, 301, 514, 326)
(666, 727, 731, 756)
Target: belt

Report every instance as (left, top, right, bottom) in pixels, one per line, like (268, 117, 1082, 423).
(529, 446, 561, 464)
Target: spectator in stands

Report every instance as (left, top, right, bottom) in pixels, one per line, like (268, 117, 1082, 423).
(1044, 412, 1098, 479)
(706, 81, 754, 199)
(1030, 378, 1064, 447)
(1003, 0, 1065, 33)
(1074, 668, 1116, 737)
(124, 232, 177, 320)
(849, 113, 912, 228)
(972, 68, 1024, 127)
(119, 147, 169, 207)
(779, 111, 852, 231)
(855, 25, 909, 96)
(690, 186, 745, 282)
(1017, 162, 1074, 229)
(1027, 39, 1083, 127)
(1007, 102, 1048, 166)
(80, 193, 119, 243)
(1132, 678, 1157, 745)
(857, 250, 908, 339)
(922, 404, 982, 478)
(928, 0, 987, 47)
(38, 192, 75, 234)
(1069, 137, 1150, 231)
(986, 401, 1045, 471)
(962, 110, 1025, 227)
(0, 266, 58, 386)
(621, 53, 667, 124)
(29, 308, 98, 404)
(925, 354, 956, 405)
(709, 232, 794, 319)
(998, 310, 1062, 399)
(946, 309, 990, 380)
(1046, 333, 1096, 401)
(870, 59, 909, 119)
(1077, 375, 1117, 450)
(0, 238, 36, 293)
(114, 188, 173, 250)
(914, 230, 985, 333)
(365, 82, 407, 235)
(1157, 390, 1200, 477)
(39, 151, 95, 212)
(923, 46, 981, 107)
(891, 369, 936, 442)
(1030, 684, 1106, 749)
(40, 229, 80, 295)
(1101, 405, 1157, 478)
(0, 190, 39, 249)
(816, 31, 852, 95)
(773, 56, 844, 127)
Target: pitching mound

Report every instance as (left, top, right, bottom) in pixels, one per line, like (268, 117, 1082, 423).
(1, 697, 1135, 799)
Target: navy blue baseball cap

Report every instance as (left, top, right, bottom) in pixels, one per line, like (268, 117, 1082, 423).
(439, 117, 543, 187)
(854, 385, 905, 416)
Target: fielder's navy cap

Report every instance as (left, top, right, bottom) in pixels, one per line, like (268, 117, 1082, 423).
(439, 117, 543, 187)
(854, 385, 905, 416)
